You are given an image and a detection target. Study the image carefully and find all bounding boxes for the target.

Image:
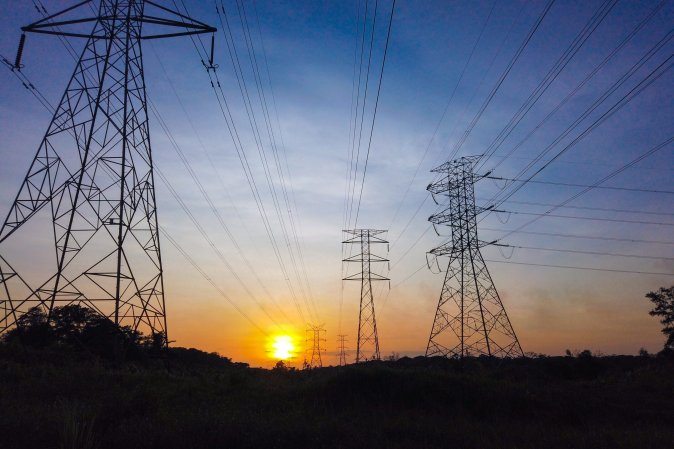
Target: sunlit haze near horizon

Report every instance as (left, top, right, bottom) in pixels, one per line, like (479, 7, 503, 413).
(0, 0, 672, 367)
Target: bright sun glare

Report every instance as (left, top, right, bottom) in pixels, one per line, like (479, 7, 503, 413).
(271, 335, 294, 360)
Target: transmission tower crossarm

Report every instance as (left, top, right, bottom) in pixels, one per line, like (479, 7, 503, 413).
(20, 0, 216, 40)
(342, 272, 389, 281)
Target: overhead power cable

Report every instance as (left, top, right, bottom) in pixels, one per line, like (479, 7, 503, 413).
(383, 0, 551, 255)
(353, 0, 397, 228)
(233, 0, 320, 321)
(214, 0, 320, 323)
(480, 228, 674, 245)
(478, 199, 674, 217)
(388, 0, 497, 229)
(486, 176, 674, 195)
(475, 0, 619, 172)
(340, 0, 367, 334)
(483, 259, 673, 276)
(152, 165, 284, 329)
(492, 135, 674, 241)
(447, 0, 556, 160)
(1, 12, 278, 333)
(492, 209, 674, 226)
(345, 0, 380, 229)
(385, 2, 671, 254)
(173, 0, 312, 324)
(160, 226, 269, 335)
(250, 0, 317, 325)
(389, 135, 674, 293)
(485, 36, 674, 212)
(482, 0, 669, 174)
(503, 244, 674, 261)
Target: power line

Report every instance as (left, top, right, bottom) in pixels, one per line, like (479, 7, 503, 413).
(478, 198, 674, 217)
(168, 0, 314, 325)
(15, 1, 291, 333)
(385, 2, 672, 256)
(250, 0, 318, 327)
(503, 244, 674, 261)
(383, 0, 549, 254)
(388, 0, 495, 228)
(214, 0, 320, 323)
(386, 135, 674, 293)
(160, 226, 269, 335)
(483, 259, 673, 276)
(345, 0, 379, 230)
(486, 176, 674, 195)
(353, 0, 397, 227)
(491, 135, 674, 241)
(485, 34, 674, 211)
(480, 228, 674, 246)
(491, 209, 674, 227)
(482, 0, 669, 175)
(475, 0, 619, 172)
(447, 0, 556, 160)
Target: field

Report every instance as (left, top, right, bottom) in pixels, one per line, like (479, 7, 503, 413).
(1, 345, 673, 449)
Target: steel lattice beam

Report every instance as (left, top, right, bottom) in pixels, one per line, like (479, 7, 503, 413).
(0, 0, 215, 341)
(342, 229, 389, 362)
(425, 157, 523, 359)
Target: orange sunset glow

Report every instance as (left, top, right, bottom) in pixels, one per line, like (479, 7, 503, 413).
(269, 334, 298, 361)
(1, 1, 673, 447)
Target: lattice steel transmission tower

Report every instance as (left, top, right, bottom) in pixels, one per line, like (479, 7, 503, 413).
(337, 334, 348, 366)
(425, 156, 523, 358)
(0, 1, 215, 339)
(342, 229, 389, 362)
(304, 324, 326, 369)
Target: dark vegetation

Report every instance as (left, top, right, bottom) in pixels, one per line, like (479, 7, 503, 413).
(1, 301, 673, 449)
(646, 285, 674, 350)
(2, 305, 166, 360)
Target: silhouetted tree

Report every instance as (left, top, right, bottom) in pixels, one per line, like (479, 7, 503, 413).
(51, 304, 98, 346)
(140, 331, 167, 354)
(577, 349, 593, 359)
(2, 304, 156, 359)
(273, 360, 289, 371)
(645, 285, 674, 350)
(2, 306, 52, 347)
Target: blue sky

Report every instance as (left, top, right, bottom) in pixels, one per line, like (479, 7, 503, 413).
(0, 0, 672, 365)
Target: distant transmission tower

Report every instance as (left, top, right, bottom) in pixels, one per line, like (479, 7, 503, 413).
(337, 334, 348, 366)
(342, 229, 389, 362)
(425, 156, 523, 358)
(304, 324, 326, 368)
(0, 1, 215, 339)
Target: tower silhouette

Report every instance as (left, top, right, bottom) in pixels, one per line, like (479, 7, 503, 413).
(425, 156, 523, 358)
(0, 1, 215, 338)
(337, 334, 348, 366)
(304, 324, 325, 368)
(342, 229, 389, 362)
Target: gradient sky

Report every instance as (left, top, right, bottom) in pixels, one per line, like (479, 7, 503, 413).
(0, 0, 672, 367)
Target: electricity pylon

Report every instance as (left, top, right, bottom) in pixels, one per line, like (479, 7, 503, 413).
(425, 156, 523, 358)
(337, 334, 348, 366)
(0, 1, 215, 339)
(304, 324, 326, 369)
(342, 229, 389, 362)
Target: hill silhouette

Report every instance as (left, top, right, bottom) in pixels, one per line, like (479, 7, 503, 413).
(0, 330, 672, 449)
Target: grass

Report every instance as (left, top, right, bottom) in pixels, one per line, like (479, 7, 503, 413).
(0, 345, 672, 449)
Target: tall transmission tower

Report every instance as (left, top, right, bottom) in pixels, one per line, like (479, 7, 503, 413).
(304, 324, 326, 369)
(0, 1, 215, 339)
(342, 229, 389, 362)
(337, 334, 348, 366)
(425, 156, 523, 358)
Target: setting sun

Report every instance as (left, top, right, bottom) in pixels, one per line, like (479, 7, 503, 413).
(271, 335, 295, 360)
